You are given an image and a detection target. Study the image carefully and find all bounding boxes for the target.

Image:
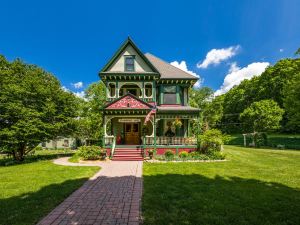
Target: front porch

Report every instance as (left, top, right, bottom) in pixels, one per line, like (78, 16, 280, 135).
(103, 114, 198, 157)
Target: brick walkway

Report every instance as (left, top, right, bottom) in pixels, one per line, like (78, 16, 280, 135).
(38, 159, 143, 225)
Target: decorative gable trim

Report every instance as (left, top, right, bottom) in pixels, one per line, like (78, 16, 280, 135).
(99, 37, 160, 76)
(104, 93, 153, 110)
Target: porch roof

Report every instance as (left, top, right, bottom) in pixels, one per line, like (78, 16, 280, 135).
(156, 106, 200, 114)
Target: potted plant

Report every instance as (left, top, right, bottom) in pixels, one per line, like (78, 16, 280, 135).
(172, 118, 183, 128)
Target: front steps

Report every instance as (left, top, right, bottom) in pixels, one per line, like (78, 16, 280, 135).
(112, 146, 143, 161)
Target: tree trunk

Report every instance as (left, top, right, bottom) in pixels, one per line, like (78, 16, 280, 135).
(15, 143, 26, 161)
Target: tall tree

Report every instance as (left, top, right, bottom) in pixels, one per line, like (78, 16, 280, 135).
(240, 100, 284, 133)
(283, 73, 300, 131)
(0, 55, 77, 161)
(74, 81, 106, 145)
(221, 58, 300, 133)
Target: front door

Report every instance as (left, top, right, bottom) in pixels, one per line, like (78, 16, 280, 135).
(124, 123, 140, 145)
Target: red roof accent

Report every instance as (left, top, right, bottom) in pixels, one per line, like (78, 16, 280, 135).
(104, 93, 153, 110)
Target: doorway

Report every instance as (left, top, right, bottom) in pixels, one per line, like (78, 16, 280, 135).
(124, 123, 140, 145)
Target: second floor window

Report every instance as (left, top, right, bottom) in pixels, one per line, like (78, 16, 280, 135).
(163, 86, 177, 104)
(125, 56, 135, 71)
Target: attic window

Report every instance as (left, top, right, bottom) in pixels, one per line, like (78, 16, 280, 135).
(125, 56, 135, 72)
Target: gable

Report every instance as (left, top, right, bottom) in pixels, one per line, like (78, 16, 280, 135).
(105, 94, 152, 109)
(107, 45, 153, 72)
(100, 37, 159, 75)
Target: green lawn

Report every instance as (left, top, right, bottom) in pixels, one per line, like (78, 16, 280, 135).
(0, 151, 99, 225)
(143, 146, 300, 225)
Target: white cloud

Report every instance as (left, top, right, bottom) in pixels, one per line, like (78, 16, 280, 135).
(72, 81, 83, 89)
(62, 86, 86, 99)
(197, 45, 240, 69)
(74, 91, 85, 98)
(279, 48, 284, 52)
(170, 60, 203, 88)
(215, 62, 270, 96)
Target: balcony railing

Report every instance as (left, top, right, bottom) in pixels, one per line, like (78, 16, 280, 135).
(144, 136, 197, 145)
(106, 96, 154, 102)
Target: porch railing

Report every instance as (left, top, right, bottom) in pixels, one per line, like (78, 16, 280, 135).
(104, 136, 114, 145)
(144, 136, 197, 145)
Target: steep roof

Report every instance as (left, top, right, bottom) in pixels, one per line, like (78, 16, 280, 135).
(99, 37, 159, 75)
(144, 53, 199, 80)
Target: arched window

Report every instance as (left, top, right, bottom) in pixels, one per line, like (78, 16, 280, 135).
(119, 83, 142, 98)
(108, 83, 116, 97)
(145, 83, 152, 97)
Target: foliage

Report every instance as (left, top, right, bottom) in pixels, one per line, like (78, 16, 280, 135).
(283, 73, 300, 131)
(178, 151, 188, 158)
(172, 118, 183, 128)
(73, 81, 106, 145)
(189, 87, 224, 133)
(0, 55, 78, 161)
(198, 129, 229, 152)
(77, 145, 106, 160)
(220, 58, 300, 133)
(202, 95, 224, 131)
(164, 150, 175, 159)
(143, 146, 300, 225)
(240, 100, 284, 133)
(295, 48, 300, 55)
(0, 154, 98, 225)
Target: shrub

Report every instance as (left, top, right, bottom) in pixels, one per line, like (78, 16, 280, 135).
(77, 146, 106, 160)
(179, 151, 189, 158)
(164, 150, 175, 160)
(208, 151, 226, 160)
(199, 129, 230, 153)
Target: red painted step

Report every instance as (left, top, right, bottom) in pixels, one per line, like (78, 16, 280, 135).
(112, 148, 143, 161)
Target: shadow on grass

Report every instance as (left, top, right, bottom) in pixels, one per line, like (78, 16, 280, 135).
(143, 174, 300, 225)
(0, 178, 88, 225)
(0, 152, 74, 166)
(1, 175, 141, 225)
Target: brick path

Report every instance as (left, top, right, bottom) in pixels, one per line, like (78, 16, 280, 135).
(38, 159, 143, 225)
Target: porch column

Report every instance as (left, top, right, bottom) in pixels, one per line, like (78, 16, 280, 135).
(154, 115, 157, 149)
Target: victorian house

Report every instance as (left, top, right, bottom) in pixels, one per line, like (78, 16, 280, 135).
(100, 38, 200, 160)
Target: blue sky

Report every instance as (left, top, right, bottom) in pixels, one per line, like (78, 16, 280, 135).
(1, 0, 300, 96)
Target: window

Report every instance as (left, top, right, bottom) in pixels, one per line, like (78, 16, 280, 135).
(145, 83, 152, 97)
(125, 56, 135, 71)
(108, 83, 116, 97)
(163, 86, 177, 104)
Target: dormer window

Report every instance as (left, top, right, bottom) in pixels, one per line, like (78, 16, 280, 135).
(125, 55, 135, 71)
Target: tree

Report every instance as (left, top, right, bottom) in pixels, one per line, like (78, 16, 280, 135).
(221, 58, 300, 133)
(0, 55, 77, 161)
(74, 81, 106, 145)
(202, 95, 224, 131)
(189, 87, 213, 133)
(283, 73, 300, 130)
(295, 48, 300, 55)
(240, 100, 284, 133)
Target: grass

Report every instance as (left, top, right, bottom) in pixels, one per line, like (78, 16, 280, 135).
(228, 133, 300, 149)
(0, 148, 76, 166)
(68, 153, 80, 163)
(0, 150, 99, 225)
(142, 145, 300, 225)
